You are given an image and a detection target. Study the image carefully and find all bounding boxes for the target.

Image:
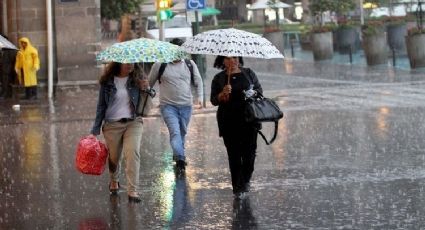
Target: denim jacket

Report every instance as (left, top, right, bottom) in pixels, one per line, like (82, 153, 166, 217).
(91, 77, 141, 135)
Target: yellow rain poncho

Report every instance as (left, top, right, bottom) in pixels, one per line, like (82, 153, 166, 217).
(15, 37, 40, 87)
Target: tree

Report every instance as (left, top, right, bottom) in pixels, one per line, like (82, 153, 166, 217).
(310, 0, 336, 25)
(334, 0, 356, 20)
(101, 0, 144, 20)
(301, 0, 311, 24)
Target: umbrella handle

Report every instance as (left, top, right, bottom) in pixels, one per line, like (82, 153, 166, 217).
(226, 69, 231, 85)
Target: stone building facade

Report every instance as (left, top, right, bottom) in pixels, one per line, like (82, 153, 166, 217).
(0, 0, 101, 86)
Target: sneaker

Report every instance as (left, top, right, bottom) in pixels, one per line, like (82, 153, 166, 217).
(172, 155, 178, 162)
(128, 195, 141, 203)
(176, 160, 186, 171)
(233, 192, 246, 200)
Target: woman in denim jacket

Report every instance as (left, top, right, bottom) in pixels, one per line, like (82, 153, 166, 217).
(90, 62, 144, 203)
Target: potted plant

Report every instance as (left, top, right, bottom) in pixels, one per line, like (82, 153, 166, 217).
(385, 16, 408, 53)
(335, 21, 360, 54)
(310, 25, 335, 60)
(362, 20, 388, 65)
(405, 26, 425, 68)
(309, 0, 337, 60)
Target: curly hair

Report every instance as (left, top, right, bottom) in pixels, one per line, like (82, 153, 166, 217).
(213, 56, 244, 70)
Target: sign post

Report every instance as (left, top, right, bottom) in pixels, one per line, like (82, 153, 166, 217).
(156, 0, 174, 41)
(186, 0, 206, 107)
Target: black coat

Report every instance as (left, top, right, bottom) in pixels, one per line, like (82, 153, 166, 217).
(210, 67, 263, 136)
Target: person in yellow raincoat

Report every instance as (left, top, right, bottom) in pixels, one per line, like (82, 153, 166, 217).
(15, 37, 40, 100)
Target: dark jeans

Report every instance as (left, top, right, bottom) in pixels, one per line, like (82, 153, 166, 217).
(222, 125, 258, 194)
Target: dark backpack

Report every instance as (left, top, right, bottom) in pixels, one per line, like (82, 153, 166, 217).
(157, 59, 195, 86)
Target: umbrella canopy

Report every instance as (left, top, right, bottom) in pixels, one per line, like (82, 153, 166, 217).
(248, 0, 292, 10)
(200, 7, 221, 16)
(96, 38, 188, 63)
(0, 35, 17, 50)
(181, 28, 284, 59)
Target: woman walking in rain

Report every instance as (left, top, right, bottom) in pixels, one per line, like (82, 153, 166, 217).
(90, 62, 144, 203)
(15, 37, 40, 100)
(210, 56, 263, 200)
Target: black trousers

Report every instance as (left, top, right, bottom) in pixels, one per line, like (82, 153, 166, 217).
(222, 125, 258, 194)
(24, 86, 37, 99)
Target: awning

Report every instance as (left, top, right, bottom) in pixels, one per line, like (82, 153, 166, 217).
(200, 7, 221, 16)
(248, 0, 292, 10)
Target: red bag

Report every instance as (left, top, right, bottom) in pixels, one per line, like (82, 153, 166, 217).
(75, 135, 108, 175)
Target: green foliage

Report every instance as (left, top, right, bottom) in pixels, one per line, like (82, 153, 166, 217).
(362, 20, 385, 37)
(334, 0, 356, 15)
(383, 16, 407, 26)
(310, 24, 335, 33)
(310, 0, 336, 16)
(101, 0, 144, 20)
(408, 27, 425, 36)
(337, 22, 358, 30)
(310, 0, 355, 17)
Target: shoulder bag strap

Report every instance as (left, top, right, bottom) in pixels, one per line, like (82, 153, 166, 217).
(257, 120, 279, 145)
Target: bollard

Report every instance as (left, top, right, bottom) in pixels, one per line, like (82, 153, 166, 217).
(291, 39, 295, 58)
(392, 47, 396, 67)
(349, 46, 353, 64)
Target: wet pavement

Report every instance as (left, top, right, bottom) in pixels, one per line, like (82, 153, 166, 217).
(1, 58, 425, 229)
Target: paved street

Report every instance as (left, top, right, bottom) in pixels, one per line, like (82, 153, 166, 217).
(1, 58, 425, 229)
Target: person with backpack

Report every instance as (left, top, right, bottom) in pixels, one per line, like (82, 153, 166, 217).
(144, 38, 203, 172)
(210, 56, 263, 200)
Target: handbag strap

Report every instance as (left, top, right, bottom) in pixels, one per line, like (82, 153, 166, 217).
(257, 120, 279, 145)
(137, 92, 149, 116)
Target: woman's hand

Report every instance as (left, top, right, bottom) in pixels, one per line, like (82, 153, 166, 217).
(137, 78, 149, 90)
(218, 84, 231, 102)
(193, 100, 203, 109)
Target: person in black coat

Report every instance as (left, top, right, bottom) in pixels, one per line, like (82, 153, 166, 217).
(210, 56, 263, 200)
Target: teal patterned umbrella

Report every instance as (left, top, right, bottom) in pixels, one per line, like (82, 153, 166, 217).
(96, 38, 188, 63)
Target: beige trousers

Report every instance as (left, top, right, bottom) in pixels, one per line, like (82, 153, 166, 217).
(102, 117, 143, 194)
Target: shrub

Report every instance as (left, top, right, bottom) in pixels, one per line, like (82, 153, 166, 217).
(407, 27, 425, 36)
(383, 16, 407, 26)
(310, 24, 335, 33)
(362, 20, 385, 37)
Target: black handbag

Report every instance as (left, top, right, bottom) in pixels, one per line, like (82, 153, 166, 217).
(245, 92, 283, 145)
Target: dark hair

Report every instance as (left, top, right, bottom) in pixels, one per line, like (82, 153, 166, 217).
(213, 56, 244, 70)
(169, 38, 184, 46)
(99, 62, 135, 84)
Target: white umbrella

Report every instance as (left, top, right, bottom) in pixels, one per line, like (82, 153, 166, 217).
(0, 35, 17, 50)
(248, 0, 292, 10)
(181, 28, 284, 59)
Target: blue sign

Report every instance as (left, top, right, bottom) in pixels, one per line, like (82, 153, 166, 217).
(186, 0, 205, 10)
